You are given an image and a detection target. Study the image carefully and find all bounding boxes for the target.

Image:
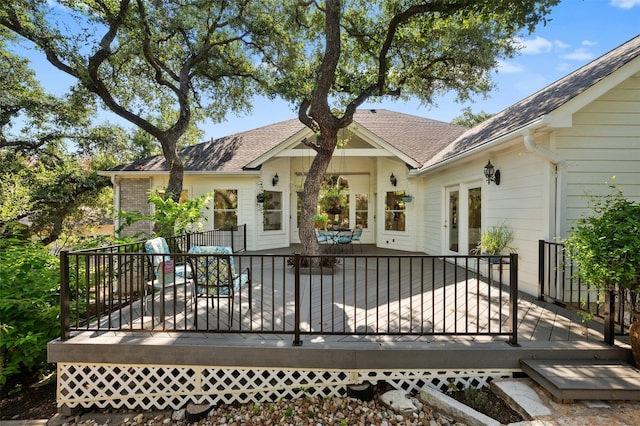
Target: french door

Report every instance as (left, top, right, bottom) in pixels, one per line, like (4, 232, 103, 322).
(445, 184, 482, 254)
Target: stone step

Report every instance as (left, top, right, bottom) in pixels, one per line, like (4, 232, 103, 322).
(520, 359, 640, 401)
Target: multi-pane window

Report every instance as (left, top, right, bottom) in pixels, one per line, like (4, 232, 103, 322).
(213, 189, 238, 228)
(263, 191, 282, 231)
(385, 191, 406, 231)
(355, 193, 368, 229)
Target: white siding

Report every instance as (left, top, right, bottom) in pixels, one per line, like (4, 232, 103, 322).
(556, 72, 640, 236)
(418, 143, 551, 297)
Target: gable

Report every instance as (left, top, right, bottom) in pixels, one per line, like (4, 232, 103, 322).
(421, 34, 640, 170)
(108, 109, 467, 173)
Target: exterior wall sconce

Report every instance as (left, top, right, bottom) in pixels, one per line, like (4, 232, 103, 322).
(484, 160, 500, 185)
(390, 173, 397, 187)
(272, 173, 279, 187)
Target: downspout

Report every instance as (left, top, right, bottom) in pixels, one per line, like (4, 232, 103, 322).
(522, 129, 566, 242)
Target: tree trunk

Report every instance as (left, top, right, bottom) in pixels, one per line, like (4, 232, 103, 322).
(299, 132, 339, 256)
(158, 136, 185, 203)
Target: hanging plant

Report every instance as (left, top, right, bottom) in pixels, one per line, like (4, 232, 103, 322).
(319, 185, 346, 215)
(256, 192, 267, 203)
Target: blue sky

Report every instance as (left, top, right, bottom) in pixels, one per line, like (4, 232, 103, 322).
(205, 0, 640, 138)
(19, 0, 640, 139)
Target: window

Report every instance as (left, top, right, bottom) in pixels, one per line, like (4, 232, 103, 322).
(213, 189, 237, 228)
(355, 193, 368, 229)
(385, 191, 406, 231)
(262, 191, 282, 231)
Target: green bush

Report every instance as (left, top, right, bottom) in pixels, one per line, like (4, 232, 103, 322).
(565, 184, 640, 293)
(0, 238, 60, 386)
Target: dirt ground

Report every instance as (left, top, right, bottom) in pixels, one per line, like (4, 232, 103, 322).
(0, 375, 58, 421)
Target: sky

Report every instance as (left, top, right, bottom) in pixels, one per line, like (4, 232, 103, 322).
(17, 0, 640, 140)
(204, 0, 640, 138)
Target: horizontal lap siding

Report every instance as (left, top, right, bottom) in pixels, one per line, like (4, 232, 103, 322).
(558, 73, 640, 231)
(486, 147, 548, 296)
(419, 148, 547, 296)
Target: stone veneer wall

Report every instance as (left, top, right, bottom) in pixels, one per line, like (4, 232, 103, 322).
(118, 178, 152, 237)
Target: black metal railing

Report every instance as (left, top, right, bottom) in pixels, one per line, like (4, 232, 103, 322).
(538, 239, 633, 344)
(59, 227, 246, 337)
(60, 238, 519, 345)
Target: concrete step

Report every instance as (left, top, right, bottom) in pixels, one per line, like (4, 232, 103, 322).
(491, 377, 640, 424)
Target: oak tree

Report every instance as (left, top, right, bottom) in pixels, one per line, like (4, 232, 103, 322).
(246, 0, 558, 254)
(0, 0, 256, 202)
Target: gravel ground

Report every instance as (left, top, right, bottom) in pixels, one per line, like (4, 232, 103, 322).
(57, 395, 461, 426)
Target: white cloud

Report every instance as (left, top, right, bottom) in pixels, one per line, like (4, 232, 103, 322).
(610, 0, 640, 9)
(582, 40, 598, 46)
(561, 48, 595, 61)
(497, 60, 524, 74)
(519, 36, 554, 54)
(554, 40, 570, 50)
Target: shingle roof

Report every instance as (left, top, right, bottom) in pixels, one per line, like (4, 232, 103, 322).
(109, 118, 303, 172)
(423, 34, 640, 168)
(351, 109, 467, 164)
(108, 109, 467, 172)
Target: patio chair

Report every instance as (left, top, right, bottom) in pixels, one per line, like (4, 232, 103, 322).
(334, 230, 353, 253)
(144, 236, 192, 280)
(187, 246, 251, 325)
(144, 259, 194, 318)
(351, 227, 363, 252)
(316, 229, 335, 251)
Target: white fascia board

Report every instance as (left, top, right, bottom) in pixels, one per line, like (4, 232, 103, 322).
(411, 116, 547, 176)
(98, 170, 261, 177)
(244, 127, 315, 169)
(277, 148, 394, 158)
(552, 55, 640, 120)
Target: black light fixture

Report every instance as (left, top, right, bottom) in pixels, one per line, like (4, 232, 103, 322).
(390, 173, 397, 187)
(484, 160, 500, 185)
(272, 173, 279, 187)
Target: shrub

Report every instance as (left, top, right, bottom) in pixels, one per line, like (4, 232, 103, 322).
(565, 184, 640, 293)
(0, 239, 60, 386)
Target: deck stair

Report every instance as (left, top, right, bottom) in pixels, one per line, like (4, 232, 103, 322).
(520, 359, 640, 401)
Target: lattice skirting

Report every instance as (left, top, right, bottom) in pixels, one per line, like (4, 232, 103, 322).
(57, 363, 518, 410)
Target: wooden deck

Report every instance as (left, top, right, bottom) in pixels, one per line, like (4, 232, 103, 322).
(49, 245, 636, 411)
(51, 245, 632, 370)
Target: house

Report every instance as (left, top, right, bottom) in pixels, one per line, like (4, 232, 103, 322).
(101, 34, 640, 299)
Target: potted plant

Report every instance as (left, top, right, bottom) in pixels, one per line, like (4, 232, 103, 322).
(256, 191, 267, 203)
(474, 223, 515, 262)
(313, 213, 329, 229)
(319, 185, 347, 215)
(564, 183, 640, 358)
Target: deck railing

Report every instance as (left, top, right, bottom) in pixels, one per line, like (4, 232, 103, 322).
(60, 235, 519, 345)
(538, 239, 633, 344)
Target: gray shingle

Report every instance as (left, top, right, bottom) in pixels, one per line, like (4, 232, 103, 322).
(424, 34, 640, 168)
(109, 110, 466, 172)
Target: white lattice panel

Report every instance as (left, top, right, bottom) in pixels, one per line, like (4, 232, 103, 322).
(57, 363, 517, 410)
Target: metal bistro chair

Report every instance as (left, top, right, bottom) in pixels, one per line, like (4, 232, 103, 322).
(334, 230, 353, 253)
(350, 227, 363, 252)
(316, 229, 336, 252)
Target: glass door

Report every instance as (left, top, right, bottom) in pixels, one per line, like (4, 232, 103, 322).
(445, 187, 459, 253)
(445, 185, 482, 254)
